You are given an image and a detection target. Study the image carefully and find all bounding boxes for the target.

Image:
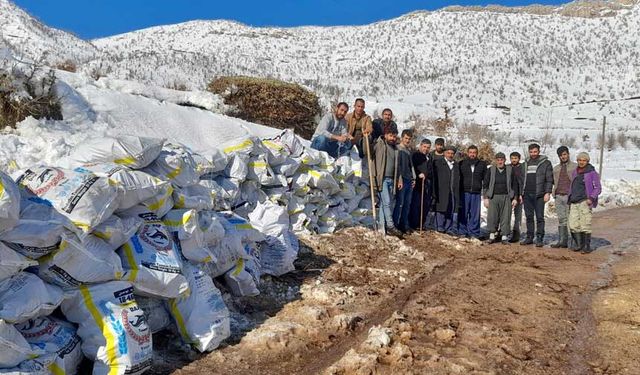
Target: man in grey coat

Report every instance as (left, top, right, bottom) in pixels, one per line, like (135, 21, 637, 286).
(310, 102, 352, 158)
(520, 143, 554, 247)
(550, 146, 578, 248)
(483, 153, 519, 244)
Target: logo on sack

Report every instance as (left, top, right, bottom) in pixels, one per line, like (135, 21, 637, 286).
(31, 168, 65, 195)
(17, 318, 56, 339)
(122, 308, 150, 345)
(139, 224, 172, 251)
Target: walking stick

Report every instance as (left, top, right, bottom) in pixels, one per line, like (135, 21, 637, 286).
(363, 135, 378, 232)
(420, 178, 425, 234)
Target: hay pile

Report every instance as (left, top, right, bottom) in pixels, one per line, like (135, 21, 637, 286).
(0, 69, 62, 129)
(208, 76, 320, 140)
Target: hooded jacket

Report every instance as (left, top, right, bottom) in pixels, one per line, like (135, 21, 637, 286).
(568, 164, 602, 208)
(522, 155, 554, 197)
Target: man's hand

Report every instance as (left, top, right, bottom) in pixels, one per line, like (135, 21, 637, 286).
(398, 179, 403, 191)
(544, 193, 551, 203)
(519, 196, 523, 204)
(411, 180, 416, 188)
(419, 173, 425, 180)
(587, 199, 593, 206)
(483, 198, 490, 208)
(512, 199, 518, 208)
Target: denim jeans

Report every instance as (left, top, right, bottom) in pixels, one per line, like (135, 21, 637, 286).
(524, 193, 546, 239)
(393, 177, 413, 231)
(310, 135, 353, 158)
(378, 177, 396, 230)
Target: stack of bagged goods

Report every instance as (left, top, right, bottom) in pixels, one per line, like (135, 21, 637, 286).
(0, 126, 371, 373)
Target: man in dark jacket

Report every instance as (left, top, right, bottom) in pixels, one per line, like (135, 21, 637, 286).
(393, 130, 416, 232)
(432, 146, 460, 235)
(457, 145, 488, 238)
(372, 127, 403, 237)
(521, 143, 554, 247)
(483, 153, 520, 244)
(509, 152, 524, 242)
(409, 138, 433, 230)
(371, 108, 398, 142)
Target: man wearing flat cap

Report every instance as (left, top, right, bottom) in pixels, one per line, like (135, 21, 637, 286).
(432, 145, 460, 234)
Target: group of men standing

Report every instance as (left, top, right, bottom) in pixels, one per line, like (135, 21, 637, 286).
(311, 100, 602, 254)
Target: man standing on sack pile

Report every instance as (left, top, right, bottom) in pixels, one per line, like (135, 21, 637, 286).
(483, 152, 520, 244)
(409, 138, 433, 231)
(520, 143, 554, 247)
(550, 146, 577, 248)
(310, 102, 352, 158)
(457, 145, 487, 239)
(346, 98, 373, 158)
(567, 152, 601, 254)
(393, 129, 416, 233)
(372, 126, 404, 237)
(432, 146, 460, 235)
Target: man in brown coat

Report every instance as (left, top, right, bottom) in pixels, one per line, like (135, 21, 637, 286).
(345, 98, 373, 158)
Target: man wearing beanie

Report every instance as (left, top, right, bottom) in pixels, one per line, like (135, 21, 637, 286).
(483, 152, 520, 244)
(521, 143, 554, 247)
(551, 146, 577, 248)
(567, 152, 602, 253)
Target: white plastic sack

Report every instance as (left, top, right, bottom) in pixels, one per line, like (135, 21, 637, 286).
(0, 242, 37, 282)
(163, 209, 214, 264)
(16, 316, 83, 375)
(64, 135, 164, 169)
(247, 155, 280, 186)
(61, 282, 152, 375)
(141, 183, 174, 218)
(192, 149, 228, 176)
(38, 233, 123, 288)
(136, 297, 171, 334)
(260, 138, 289, 166)
(117, 207, 188, 299)
(199, 177, 241, 210)
(0, 172, 20, 234)
(0, 352, 62, 374)
(220, 136, 255, 157)
(0, 319, 42, 369)
(219, 212, 265, 244)
(204, 235, 246, 278)
(273, 157, 301, 178)
(143, 143, 199, 188)
(14, 167, 119, 232)
(92, 215, 143, 251)
(0, 220, 64, 260)
(167, 261, 230, 352)
(223, 259, 260, 297)
(85, 163, 170, 211)
(197, 211, 226, 247)
(173, 184, 215, 210)
(0, 272, 64, 324)
(248, 201, 297, 276)
(279, 129, 305, 158)
(224, 154, 248, 182)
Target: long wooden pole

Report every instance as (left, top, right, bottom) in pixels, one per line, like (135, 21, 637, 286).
(364, 135, 378, 231)
(599, 116, 606, 178)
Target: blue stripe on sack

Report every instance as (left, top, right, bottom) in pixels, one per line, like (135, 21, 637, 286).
(131, 236, 144, 254)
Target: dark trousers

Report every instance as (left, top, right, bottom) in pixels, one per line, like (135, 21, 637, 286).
(458, 192, 482, 238)
(524, 193, 546, 239)
(409, 179, 431, 230)
(436, 194, 457, 234)
(513, 201, 523, 233)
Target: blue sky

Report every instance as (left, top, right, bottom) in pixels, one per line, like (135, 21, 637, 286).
(14, 0, 565, 40)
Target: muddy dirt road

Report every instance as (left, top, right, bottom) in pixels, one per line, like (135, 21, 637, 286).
(161, 206, 640, 375)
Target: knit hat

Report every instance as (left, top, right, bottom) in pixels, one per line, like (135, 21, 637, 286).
(576, 152, 590, 161)
(557, 146, 569, 156)
(495, 152, 506, 160)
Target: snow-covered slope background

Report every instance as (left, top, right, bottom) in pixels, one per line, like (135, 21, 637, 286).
(1, 0, 639, 206)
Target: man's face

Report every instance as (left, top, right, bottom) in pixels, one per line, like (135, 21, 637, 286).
(335, 105, 348, 120)
(496, 158, 506, 168)
(420, 143, 430, 154)
(529, 148, 540, 159)
(559, 151, 570, 163)
(444, 150, 454, 161)
(354, 101, 365, 116)
(382, 110, 392, 123)
(467, 148, 478, 160)
(385, 133, 397, 145)
(435, 143, 444, 153)
(510, 156, 520, 166)
(577, 157, 588, 168)
(401, 134, 412, 147)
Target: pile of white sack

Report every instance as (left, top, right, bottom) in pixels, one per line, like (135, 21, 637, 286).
(0, 129, 372, 374)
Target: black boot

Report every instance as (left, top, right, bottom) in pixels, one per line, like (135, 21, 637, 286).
(570, 231, 582, 252)
(535, 235, 544, 247)
(520, 236, 534, 245)
(509, 230, 520, 243)
(580, 233, 593, 254)
(551, 226, 568, 248)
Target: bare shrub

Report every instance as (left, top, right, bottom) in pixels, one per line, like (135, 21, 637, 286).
(631, 136, 640, 149)
(410, 114, 454, 138)
(165, 81, 188, 91)
(616, 131, 628, 149)
(559, 134, 577, 148)
(54, 60, 77, 73)
(540, 130, 557, 152)
(606, 132, 618, 150)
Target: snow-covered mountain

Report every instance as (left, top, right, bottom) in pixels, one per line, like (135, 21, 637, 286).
(0, 0, 97, 64)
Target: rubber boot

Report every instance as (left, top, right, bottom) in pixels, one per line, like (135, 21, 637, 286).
(535, 235, 544, 248)
(580, 233, 593, 254)
(509, 230, 520, 243)
(551, 226, 568, 248)
(570, 232, 582, 252)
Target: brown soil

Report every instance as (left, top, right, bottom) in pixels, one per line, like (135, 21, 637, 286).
(156, 206, 640, 375)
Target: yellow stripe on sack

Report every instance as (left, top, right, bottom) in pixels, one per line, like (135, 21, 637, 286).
(113, 155, 137, 166)
(166, 166, 182, 180)
(49, 362, 65, 375)
(146, 186, 173, 212)
(174, 195, 186, 208)
(223, 139, 253, 154)
(8, 160, 19, 170)
(0, 181, 4, 199)
(309, 170, 322, 178)
(232, 258, 245, 276)
(122, 243, 138, 283)
(168, 299, 192, 344)
(72, 221, 91, 232)
(164, 211, 193, 228)
(262, 140, 284, 151)
(80, 285, 119, 375)
(235, 223, 253, 230)
(248, 161, 268, 168)
(288, 209, 303, 215)
(94, 231, 112, 240)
